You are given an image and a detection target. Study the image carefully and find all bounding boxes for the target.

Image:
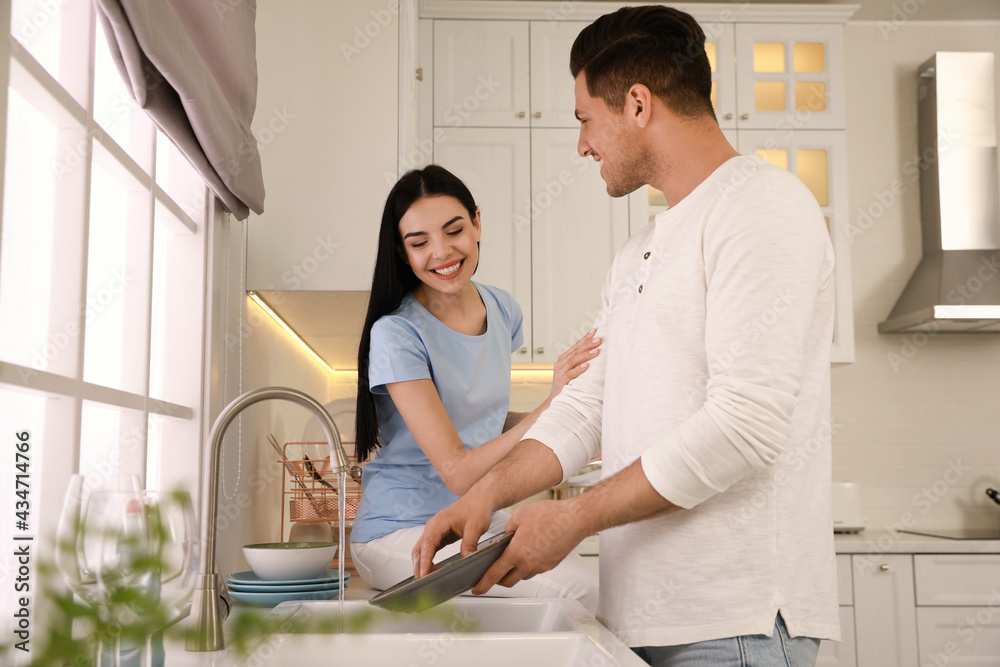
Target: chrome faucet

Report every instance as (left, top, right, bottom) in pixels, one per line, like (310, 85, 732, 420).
(186, 387, 349, 651)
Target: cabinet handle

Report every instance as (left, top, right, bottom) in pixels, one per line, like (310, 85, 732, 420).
(724, 113, 733, 120)
(533, 112, 542, 119)
(536, 347, 544, 354)
(517, 111, 526, 118)
(415, 67, 423, 82)
(879, 563, 890, 572)
(740, 113, 749, 120)
(518, 347, 527, 354)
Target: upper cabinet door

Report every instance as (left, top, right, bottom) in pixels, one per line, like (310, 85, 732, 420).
(734, 23, 845, 131)
(433, 127, 534, 360)
(531, 129, 629, 363)
(529, 21, 587, 128)
(434, 21, 529, 128)
(704, 23, 737, 130)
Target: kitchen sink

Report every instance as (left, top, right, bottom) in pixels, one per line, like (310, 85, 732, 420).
(208, 598, 648, 666)
(270, 597, 583, 633)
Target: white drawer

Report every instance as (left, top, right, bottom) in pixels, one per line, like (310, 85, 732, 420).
(836, 554, 853, 606)
(915, 555, 1000, 606)
(917, 607, 1000, 663)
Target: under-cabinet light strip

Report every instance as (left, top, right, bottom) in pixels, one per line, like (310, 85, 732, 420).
(247, 291, 337, 374)
(247, 293, 563, 379)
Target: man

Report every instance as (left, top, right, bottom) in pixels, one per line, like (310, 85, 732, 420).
(414, 6, 840, 666)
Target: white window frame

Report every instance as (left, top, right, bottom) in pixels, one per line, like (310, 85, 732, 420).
(0, 2, 227, 643)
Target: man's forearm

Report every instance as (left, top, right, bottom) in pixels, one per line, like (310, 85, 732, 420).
(564, 458, 681, 536)
(472, 438, 564, 511)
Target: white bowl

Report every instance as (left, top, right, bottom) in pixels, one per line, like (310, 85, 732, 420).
(242, 542, 337, 581)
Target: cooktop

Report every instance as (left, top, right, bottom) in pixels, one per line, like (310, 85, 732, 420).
(899, 528, 1000, 540)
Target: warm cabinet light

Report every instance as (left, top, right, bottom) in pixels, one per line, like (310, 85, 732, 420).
(248, 291, 338, 374)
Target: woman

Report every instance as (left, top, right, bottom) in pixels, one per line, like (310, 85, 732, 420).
(350, 165, 599, 612)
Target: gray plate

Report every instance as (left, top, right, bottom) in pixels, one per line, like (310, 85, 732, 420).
(368, 532, 514, 613)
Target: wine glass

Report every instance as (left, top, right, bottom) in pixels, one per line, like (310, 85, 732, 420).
(55, 475, 102, 606)
(82, 489, 154, 666)
(142, 490, 198, 620)
(83, 490, 151, 593)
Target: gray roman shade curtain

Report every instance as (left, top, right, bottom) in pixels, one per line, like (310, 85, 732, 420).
(94, 0, 264, 219)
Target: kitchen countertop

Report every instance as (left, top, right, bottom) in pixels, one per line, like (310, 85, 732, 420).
(835, 530, 1000, 554)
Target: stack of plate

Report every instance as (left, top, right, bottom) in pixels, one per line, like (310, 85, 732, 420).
(226, 569, 350, 607)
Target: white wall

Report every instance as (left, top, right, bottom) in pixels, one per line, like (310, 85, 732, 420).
(212, 285, 338, 575)
(834, 21, 1000, 532)
(245, 0, 399, 292)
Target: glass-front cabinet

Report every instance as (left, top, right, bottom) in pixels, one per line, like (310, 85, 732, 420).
(712, 23, 846, 131)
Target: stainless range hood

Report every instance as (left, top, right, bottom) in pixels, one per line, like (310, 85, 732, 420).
(879, 52, 1000, 333)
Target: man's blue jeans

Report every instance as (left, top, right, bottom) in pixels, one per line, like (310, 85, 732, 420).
(632, 614, 820, 667)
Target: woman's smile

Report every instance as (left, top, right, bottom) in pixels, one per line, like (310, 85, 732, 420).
(431, 259, 464, 278)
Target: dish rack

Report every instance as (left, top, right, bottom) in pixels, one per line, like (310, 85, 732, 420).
(279, 441, 362, 537)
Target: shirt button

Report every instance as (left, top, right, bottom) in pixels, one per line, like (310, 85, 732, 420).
(643, 252, 651, 259)
(638, 285, 643, 293)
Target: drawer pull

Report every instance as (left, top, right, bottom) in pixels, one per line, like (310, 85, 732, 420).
(879, 564, 890, 572)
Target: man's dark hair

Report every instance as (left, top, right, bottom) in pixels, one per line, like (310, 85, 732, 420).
(570, 5, 715, 118)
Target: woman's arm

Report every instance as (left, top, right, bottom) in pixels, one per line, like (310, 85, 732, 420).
(386, 330, 600, 496)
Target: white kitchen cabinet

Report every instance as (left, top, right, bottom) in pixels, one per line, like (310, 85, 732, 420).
(433, 20, 585, 129)
(913, 555, 1000, 664)
(433, 20, 529, 128)
(703, 22, 736, 130)
(433, 127, 534, 355)
(431, 19, 623, 362)
(528, 22, 587, 128)
(419, 4, 855, 363)
(913, 555, 1000, 606)
(707, 22, 846, 131)
(818, 554, 857, 666)
(434, 126, 627, 363)
(852, 554, 919, 667)
(917, 608, 1000, 665)
(730, 23, 846, 131)
(530, 129, 629, 362)
(827, 547, 1000, 667)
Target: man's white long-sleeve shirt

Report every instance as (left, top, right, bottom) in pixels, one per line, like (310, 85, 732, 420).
(523, 156, 840, 647)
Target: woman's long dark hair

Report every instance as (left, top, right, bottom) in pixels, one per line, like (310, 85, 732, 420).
(355, 165, 478, 462)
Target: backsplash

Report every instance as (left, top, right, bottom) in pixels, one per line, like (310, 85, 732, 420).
(838, 20, 1000, 532)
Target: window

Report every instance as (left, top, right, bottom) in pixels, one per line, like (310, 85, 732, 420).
(0, 0, 214, 557)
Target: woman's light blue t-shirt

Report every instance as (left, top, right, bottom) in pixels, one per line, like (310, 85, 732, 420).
(351, 283, 524, 543)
